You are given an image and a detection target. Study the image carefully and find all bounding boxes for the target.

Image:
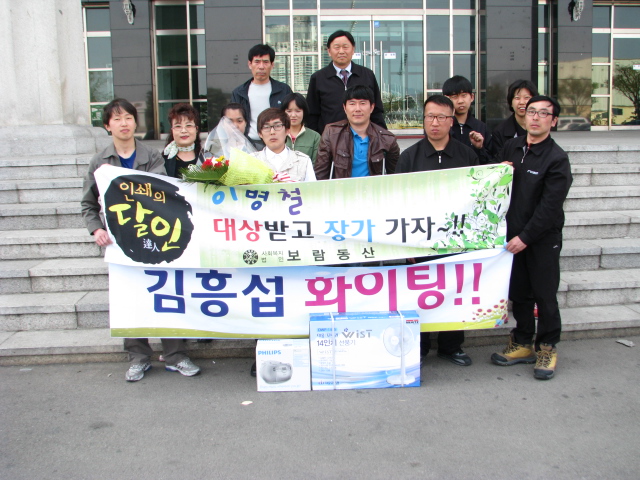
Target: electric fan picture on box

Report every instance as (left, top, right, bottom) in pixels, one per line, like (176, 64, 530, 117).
(309, 311, 421, 390)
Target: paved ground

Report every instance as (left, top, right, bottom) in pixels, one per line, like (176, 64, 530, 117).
(2, 336, 639, 479)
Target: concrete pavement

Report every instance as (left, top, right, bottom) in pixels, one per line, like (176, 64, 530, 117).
(2, 336, 639, 479)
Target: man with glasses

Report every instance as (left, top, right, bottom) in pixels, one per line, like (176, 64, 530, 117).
(491, 95, 572, 381)
(314, 85, 398, 180)
(231, 44, 292, 149)
(396, 95, 479, 367)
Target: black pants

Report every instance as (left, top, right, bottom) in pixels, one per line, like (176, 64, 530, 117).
(420, 331, 464, 356)
(509, 239, 562, 348)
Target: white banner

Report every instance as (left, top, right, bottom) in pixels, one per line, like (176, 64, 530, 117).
(109, 248, 513, 338)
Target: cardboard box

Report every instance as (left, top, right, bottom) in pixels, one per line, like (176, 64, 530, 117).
(256, 339, 311, 392)
(309, 311, 420, 390)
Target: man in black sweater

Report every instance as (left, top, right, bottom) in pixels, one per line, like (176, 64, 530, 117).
(396, 95, 479, 367)
(306, 30, 386, 135)
(443, 75, 495, 164)
(490, 96, 572, 380)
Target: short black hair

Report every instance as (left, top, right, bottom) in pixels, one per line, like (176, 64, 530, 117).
(221, 102, 248, 122)
(526, 95, 561, 117)
(343, 85, 375, 106)
(257, 108, 290, 131)
(327, 30, 355, 49)
(506, 80, 539, 112)
(280, 93, 309, 126)
(442, 75, 474, 96)
(103, 98, 138, 126)
(248, 44, 275, 63)
(424, 94, 454, 113)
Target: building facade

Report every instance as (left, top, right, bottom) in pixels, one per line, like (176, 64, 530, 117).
(82, 0, 640, 137)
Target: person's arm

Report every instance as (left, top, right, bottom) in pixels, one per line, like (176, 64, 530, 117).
(395, 149, 411, 174)
(314, 129, 333, 180)
(310, 131, 321, 164)
(304, 157, 317, 182)
(147, 148, 168, 176)
(385, 137, 400, 174)
(305, 74, 320, 133)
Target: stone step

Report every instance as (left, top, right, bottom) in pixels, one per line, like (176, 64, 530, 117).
(0, 155, 92, 180)
(0, 257, 107, 294)
(565, 186, 640, 212)
(559, 268, 640, 308)
(564, 210, 640, 240)
(565, 146, 640, 165)
(561, 238, 640, 271)
(572, 164, 640, 187)
(1, 303, 639, 365)
(0, 202, 83, 230)
(0, 178, 83, 204)
(0, 228, 100, 260)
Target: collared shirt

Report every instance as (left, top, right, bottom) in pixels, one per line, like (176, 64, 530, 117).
(350, 127, 370, 177)
(395, 136, 479, 173)
(264, 145, 289, 173)
(333, 62, 352, 80)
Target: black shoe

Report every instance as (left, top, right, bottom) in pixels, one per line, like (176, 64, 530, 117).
(437, 350, 472, 366)
(250, 361, 256, 377)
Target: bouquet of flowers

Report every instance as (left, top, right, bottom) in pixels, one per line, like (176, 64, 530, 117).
(181, 147, 275, 189)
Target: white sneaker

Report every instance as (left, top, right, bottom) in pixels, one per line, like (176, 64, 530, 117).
(125, 362, 151, 382)
(165, 358, 201, 377)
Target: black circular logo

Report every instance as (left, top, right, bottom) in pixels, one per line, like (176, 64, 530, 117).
(243, 250, 258, 265)
(104, 174, 193, 264)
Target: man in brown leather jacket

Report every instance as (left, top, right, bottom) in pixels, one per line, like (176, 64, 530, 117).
(314, 85, 399, 180)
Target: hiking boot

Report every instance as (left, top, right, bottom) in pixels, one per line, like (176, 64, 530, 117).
(534, 344, 557, 380)
(491, 335, 536, 366)
(165, 358, 201, 377)
(437, 350, 472, 366)
(125, 362, 151, 382)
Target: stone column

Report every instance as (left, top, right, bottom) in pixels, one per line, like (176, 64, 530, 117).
(0, 0, 108, 155)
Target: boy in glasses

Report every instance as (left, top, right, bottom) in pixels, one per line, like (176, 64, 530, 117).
(491, 96, 572, 380)
(252, 108, 316, 182)
(396, 95, 479, 367)
(443, 75, 495, 164)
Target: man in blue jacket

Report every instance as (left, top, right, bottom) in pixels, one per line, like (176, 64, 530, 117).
(231, 44, 292, 149)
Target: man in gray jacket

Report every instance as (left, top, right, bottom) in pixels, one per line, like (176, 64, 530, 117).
(82, 98, 201, 382)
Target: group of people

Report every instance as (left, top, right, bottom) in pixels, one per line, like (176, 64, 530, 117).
(81, 29, 572, 383)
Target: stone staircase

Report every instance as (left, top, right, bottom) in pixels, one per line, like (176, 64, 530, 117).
(1, 134, 640, 365)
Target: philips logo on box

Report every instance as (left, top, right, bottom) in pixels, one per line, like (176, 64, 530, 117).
(257, 350, 282, 355)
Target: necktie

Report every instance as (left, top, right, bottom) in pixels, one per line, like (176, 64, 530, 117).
(340, 69, 349, 89)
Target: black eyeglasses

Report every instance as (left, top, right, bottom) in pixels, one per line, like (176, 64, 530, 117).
(261, 123, 285, 132)
(526, 109, 552, 118)
(424, 114, 453, 123)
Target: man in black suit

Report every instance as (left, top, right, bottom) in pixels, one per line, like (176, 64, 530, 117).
(306, 30, 386, 134)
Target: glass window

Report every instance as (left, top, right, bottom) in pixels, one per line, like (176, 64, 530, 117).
(321, 0, 422, 7)
(191, 35, 206, 66)
(453, 0, 474, 9)
(293, 16, 317, 52)
(293, 55, 318, 93)
(591, 97, 609, 127)
(427, 54, 449, 90)
(538, 32, 548, 63)
(85, 8, 110, 32)
(157, 36, 189, 67)
(155, 5, 187, 30)
(189, 5, 205, 29)
(293, 0, 316, 7)
(453, 54, 475, 86)
(427, 0, 449, 8)
(592, 33, 610, 63)
(192, 69, 207, 99)
(265, 0, 289, 8)
(427, 16, 450, 51)
(538, 4, 549, 29)
(453, 16, 474, 51)
(614, 6, 640, 29)
(266, 16, 291, 52)
(157, 103, 180, 135)
(271, 55, 291, 85)
(87, 37, 112, 69)
(158, 69, 190, 101)
(591, 65, 609, 95)
(89, 71, 114, 103)
(593, 6, 611, 29)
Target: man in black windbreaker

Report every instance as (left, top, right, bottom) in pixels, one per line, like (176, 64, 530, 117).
(490, 95, 572, 380)
(396, 95, 478, 367)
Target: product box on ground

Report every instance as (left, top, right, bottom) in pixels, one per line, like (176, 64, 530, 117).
(255, 339, 311, 392)
(309, 311, 420, 390)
